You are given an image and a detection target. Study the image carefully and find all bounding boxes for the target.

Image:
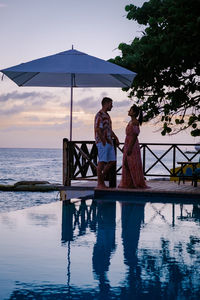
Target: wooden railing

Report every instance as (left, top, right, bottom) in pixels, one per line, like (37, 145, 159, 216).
(63, 139, 200, 186)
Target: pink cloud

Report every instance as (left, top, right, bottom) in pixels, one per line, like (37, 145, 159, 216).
(0, 3, 7, 8)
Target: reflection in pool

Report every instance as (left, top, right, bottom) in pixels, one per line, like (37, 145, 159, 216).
(0, 198, 200, 299)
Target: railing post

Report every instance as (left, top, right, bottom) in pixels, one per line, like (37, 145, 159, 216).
(109, 140, 117, 188)
(63, 138, 71, 186)
(142, 144, 146, 176)
(173, 145, 176, 177)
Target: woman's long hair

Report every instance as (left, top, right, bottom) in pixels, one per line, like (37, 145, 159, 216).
(131, 105, 143, 125)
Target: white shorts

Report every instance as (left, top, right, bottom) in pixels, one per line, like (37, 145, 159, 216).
(97, 142, 116, 163)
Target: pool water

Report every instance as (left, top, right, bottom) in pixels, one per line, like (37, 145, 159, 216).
(0, 197, 200, 299)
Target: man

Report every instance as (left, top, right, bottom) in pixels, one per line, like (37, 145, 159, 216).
(94, 97, 119, 188)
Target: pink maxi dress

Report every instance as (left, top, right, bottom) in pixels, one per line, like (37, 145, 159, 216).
(119, 122, 147, 189)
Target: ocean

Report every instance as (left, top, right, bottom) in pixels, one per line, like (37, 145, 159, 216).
(0, 147, 198, 213)
(0, 148, 62, 185)
(0, 148, 62, 213)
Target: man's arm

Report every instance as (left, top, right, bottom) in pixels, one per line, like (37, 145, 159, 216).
(96, 127, 107, 145)
(95, 113, 107, 146)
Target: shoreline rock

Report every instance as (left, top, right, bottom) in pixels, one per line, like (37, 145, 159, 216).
(0, 181, 62, 192)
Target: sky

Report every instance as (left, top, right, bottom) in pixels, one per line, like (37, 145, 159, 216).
(0, 0, 198, 149)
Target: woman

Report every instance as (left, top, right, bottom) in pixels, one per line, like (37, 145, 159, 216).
(119, 105, 147, 189)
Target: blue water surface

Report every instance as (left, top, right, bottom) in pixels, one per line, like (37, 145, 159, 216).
(0, 196, 200, 300)
(0, 148, 62, 185)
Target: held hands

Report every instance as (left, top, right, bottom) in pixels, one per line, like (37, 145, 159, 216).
(107, 138, 113, 145)
(101, 136, 119, 147)
(112, 132, 119, 146)
(102, 138, 107, 146)
(101, 138, 112, 146)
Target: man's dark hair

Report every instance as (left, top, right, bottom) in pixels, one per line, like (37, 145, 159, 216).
(101, 97, 112, 106)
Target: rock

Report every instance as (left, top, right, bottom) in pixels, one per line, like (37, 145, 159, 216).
(14, 180, 50, 186)
(0, 181, 62, 192)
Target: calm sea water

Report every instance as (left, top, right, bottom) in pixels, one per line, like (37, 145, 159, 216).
(0, 148, 200, 299)
(0, 148, 62, 213)
(0, 148, 62, 185)
(0, 147, 198, 213)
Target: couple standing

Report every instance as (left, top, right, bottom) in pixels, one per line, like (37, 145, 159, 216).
(94, 97, 147, 189)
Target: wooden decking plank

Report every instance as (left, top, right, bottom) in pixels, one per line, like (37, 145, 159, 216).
(93, 180, 200, 200)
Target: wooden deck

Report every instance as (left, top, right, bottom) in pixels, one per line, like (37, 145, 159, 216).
(62, 179, 200, 202)
(94, 180, 200, 202)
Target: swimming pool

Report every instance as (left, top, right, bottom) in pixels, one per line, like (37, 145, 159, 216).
(0, 196, 200, 299)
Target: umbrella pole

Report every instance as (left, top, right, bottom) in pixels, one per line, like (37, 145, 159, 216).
(70, 75, 74, 141)
(70, 86, 73, 141)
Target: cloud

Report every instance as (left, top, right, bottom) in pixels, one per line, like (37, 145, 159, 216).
(0, 119, 84, 132)
(74, 96, 132, 111)
(59, 96, 97, 110)
(45, 115, 70, 122)
(73, 92, 119, 111)
(24, 116, 40, 122)
(0, 3, 7, 8)
(114, 99, 132, 107)
(0, 123, 63, 132)
(0, 104, 25, 116)
(75, 96, 98, 109)
(0, 90, 56, 103)
(0, 90, 63, 116)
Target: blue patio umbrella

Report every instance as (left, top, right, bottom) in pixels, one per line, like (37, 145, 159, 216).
(1, 47, 136, 140)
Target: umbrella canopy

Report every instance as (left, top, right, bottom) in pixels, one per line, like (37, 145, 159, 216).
(1, 48, 137, 139)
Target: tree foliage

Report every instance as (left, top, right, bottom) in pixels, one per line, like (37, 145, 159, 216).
(111, 0, 200, 136)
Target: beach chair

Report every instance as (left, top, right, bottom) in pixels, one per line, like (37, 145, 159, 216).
(178, 167, 194, 185)
(193, 168, 200, 187)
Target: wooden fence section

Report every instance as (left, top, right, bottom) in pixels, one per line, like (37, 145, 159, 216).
(63, 139, 200, 186)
